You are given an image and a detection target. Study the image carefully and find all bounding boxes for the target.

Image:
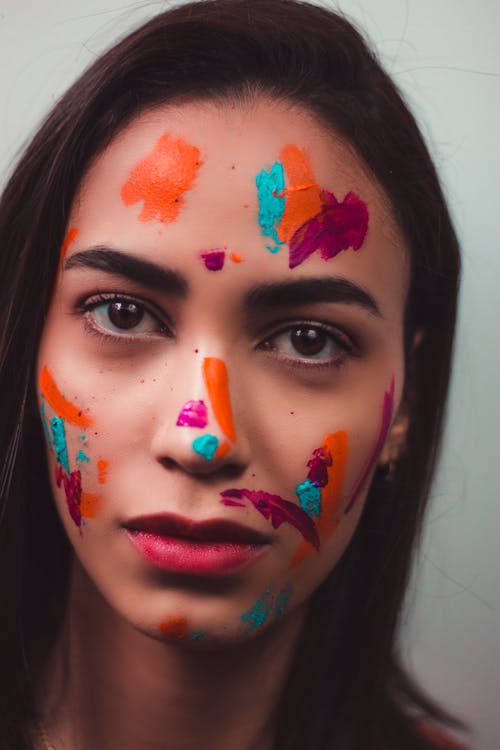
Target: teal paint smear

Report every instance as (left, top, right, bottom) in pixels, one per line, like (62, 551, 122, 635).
(241, 591, 273, 633)
(40, 400, 52, 447)
(192, 434, 219, 460)
(51, 417, 70, 474)
(76, 449, 90, 463)
(296, 479, 322, 518)
(274, 585, 293, 621)
(256, 162, 285, 253)
(189, 631, 206, 641)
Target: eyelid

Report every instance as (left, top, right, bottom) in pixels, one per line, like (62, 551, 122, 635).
(257, 319, 358, 370)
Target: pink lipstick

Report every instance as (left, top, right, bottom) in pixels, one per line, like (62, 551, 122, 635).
(123, 513, 271, 575)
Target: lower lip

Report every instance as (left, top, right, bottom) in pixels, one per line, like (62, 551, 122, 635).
(126, 531, 269, 575)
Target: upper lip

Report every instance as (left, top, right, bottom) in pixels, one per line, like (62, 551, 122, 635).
(122, 513, 272, 545)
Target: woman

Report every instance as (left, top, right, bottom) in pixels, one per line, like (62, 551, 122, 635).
(0, 1, 468, 748)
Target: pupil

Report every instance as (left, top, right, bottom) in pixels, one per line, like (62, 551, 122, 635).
(108, 301, 144, 330)
(291, 327, 326, 355)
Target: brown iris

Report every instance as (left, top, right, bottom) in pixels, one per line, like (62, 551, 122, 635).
(290, 326, 327, 356)
(107, 301, 144, 330)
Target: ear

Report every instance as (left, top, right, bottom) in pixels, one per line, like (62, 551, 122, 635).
(378, 403, 409, 473)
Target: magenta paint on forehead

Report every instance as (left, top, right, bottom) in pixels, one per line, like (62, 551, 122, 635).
(55, 464, 82, 529)
(176, 400, 208, 428)
(344, 375, 395, 515)
(289, 190, 369, 269)
(221, 489, 320, 549)
(201, 250, 225, 271)
(306, 447, 332, 488)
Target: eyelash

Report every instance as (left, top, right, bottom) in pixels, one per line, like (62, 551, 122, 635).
(75, 293, 357, 370)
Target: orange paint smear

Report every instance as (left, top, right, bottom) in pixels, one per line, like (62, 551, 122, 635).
(97, 459, 109, 484)
(230, 252, 244, 263)
(278, 144, 322, 243)
(202, 358, 236, 443)
(159, 616, 188, 639)
(56, 227, 79, 277)
(120, 132, 202, 224)
(39, 366, 92, 428)
(215, 440, 231, 459)
(291, 430, 348, 567)
(80, 492, 101, 518)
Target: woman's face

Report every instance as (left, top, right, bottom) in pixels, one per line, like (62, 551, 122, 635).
(37, 98, 408, 643)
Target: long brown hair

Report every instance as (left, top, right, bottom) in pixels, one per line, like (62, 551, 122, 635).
(0, 2, 461, 747)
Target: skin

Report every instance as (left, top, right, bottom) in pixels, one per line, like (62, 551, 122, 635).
(36, 97, 409, 750)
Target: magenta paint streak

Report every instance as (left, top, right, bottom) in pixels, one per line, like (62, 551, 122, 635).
(306, 447, 331, 487)
(176, 400, 208, 428)
(344, 376, 395, 515)
(221, 489, 320, 549)
(201, 250, 225, 271)
(55, 464, 82, 528)
(289, 190, 368, 269)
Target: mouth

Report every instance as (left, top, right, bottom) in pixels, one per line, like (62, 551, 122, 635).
(122, 513, 272, 576)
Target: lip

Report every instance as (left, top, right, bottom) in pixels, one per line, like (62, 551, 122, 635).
(123, 513, 272, 576)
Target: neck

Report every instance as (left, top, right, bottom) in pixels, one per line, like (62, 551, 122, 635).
(37, 561, 304, 750)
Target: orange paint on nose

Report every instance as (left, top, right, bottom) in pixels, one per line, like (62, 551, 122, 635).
(97, 459, 109, 484)
(80, 492, 101, 518)
(277, 144, 322, 243)
(159, 616, 188, 639)
(215, 440, 231, 459)
(291, 430, 348, 567)
(202, 358, 236, 443)
(120, 132, 202, 223)
(39, 366, 92, 428)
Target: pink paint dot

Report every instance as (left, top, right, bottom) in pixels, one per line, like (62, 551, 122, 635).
(201, 250, 225, 271)
(194, 349, 199, 353)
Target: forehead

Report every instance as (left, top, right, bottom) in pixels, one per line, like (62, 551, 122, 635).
(70, 98, 408, 315)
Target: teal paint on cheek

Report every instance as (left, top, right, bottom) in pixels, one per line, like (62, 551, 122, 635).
(76, 449, 90, 463)
(188, 631, 206, 641)
(295, 479, 322, 518)
(256, 162, 285, 253)
(274, 584, 293, 620)
(192, 434, 219, 460)
(50, 417, 70, 474)
(241, 592, 273, 633)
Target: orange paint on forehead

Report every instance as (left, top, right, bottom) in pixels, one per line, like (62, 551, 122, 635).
(291, 430, 348, 567)
(120, 132, 202, 223)
(57, 227, 79, 277)
(39, 366, 92, 428)
(277, 144, 322, 243)
(159, 616, 188, 639)
(202, 358, 236, 443)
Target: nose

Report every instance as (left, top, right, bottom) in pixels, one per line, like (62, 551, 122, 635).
(150, 355, 250, 476)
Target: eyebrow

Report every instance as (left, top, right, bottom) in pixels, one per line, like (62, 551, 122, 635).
(63, 248, 188, 296)
(244, 277, 382, 317)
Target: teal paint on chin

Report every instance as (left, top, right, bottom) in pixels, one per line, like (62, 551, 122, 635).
(51, 416, 70, 474)
(241, 591, 273, 633)
(296, 479, 322, 518)
(256, 161, 285, 253)
(76, 449, 90, 463)
(192, 434, 219, 460)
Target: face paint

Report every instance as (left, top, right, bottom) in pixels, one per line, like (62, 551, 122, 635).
(192, 434, 219, 460)
(344, 376, 395, 514)
(55, 464, 82, 529)
(295, 480, 322, 518)
(76, 449, 90, 463)
(220, 489, 319, 549)
(50, 417, 70, 475)
(39, 366, 92, 428)
(97, 459, 109, 484)
(215, 440, 231, 459)
(201, 250, 225, 271)
(229, 252, 244, 263)
(288, 190, 368, 269)
(202, 358, 236, 443)
(256, 144, 368, 268)
(159, 615, 188, 639)
(55, 226, 79, 280)
(176, 399, 208, 428)
(80, 492, 101, 519)
(240, 584, 292, 633)
(256, 161, 285, 253)
(292, 431, 348, 567)
(120, 132, 202, 223)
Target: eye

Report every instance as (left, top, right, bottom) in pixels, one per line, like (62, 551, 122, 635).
(84, 295, 167, 336)
(261, 322, 352, 365)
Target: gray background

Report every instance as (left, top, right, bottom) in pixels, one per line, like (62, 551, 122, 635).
(0, 2, 498, 748)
